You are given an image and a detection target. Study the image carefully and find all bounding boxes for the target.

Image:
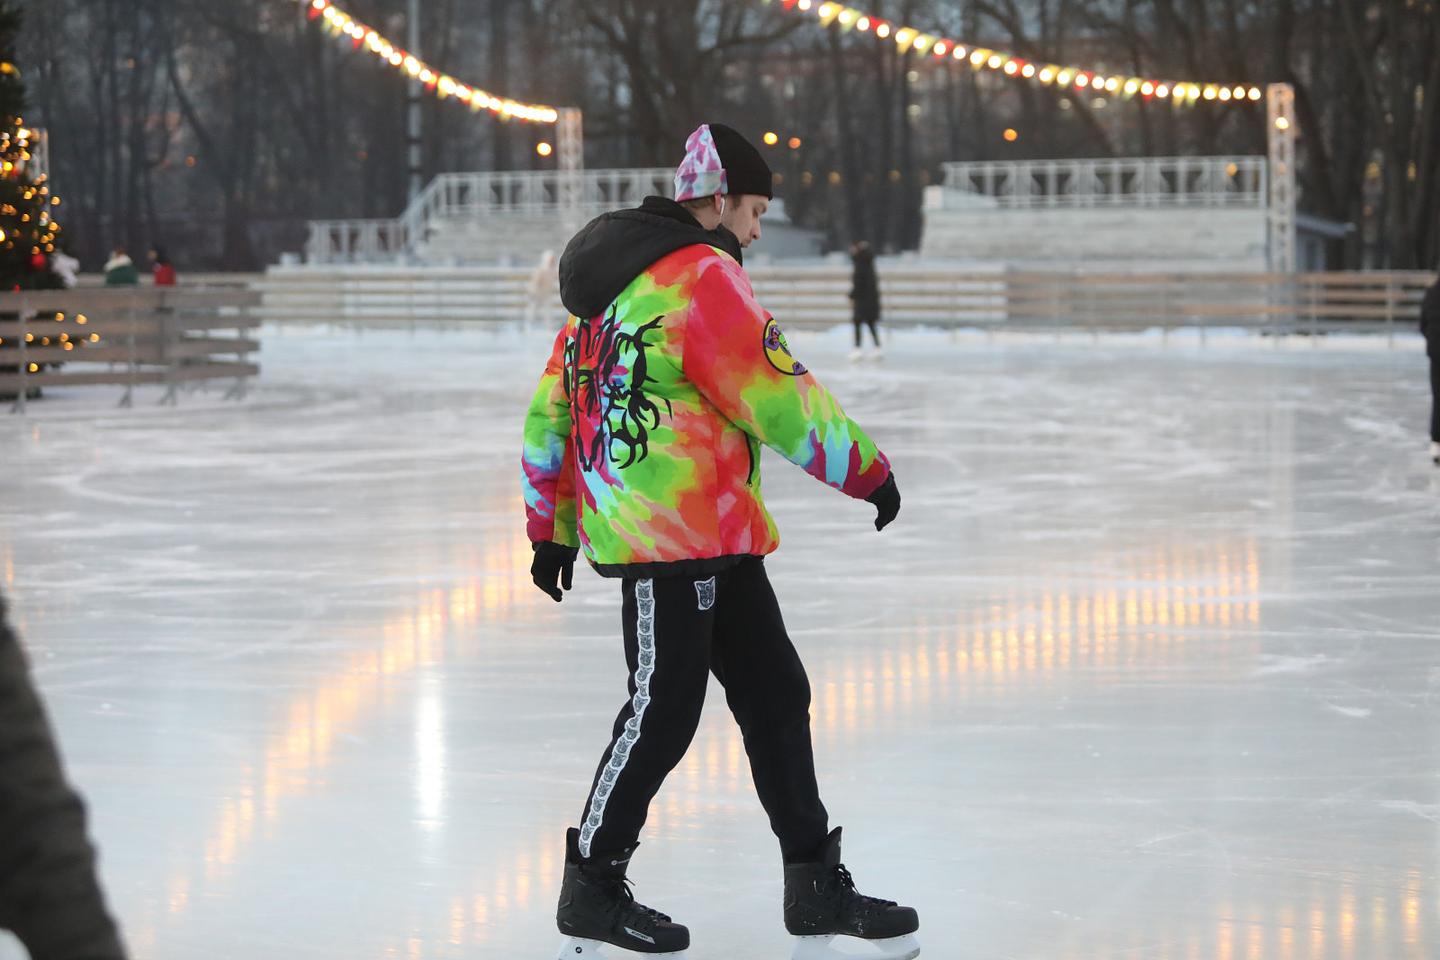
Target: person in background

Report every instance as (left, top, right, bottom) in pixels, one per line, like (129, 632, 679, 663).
(148, 246, 176, 287)
(49, 245, 80, 289)
(101, 247, 138, 286)
(522, 249, 557, 332)
(1422, 275, 1439, 466)
(0, 591, 128, 960)
(848, 240, 881, 361)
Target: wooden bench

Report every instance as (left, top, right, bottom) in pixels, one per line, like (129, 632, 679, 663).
(0, 287, 261, 413)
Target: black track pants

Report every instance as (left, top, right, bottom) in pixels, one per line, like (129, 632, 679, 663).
(576, 557, 828, 863)
(853, 318, 880, 348)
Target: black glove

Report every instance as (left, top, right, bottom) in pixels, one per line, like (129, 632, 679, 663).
(531, 541, 579, 602)
(866, 473, 900, 532)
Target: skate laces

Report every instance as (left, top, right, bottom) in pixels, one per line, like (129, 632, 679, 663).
(607, 876, 672, 928)
(831, 864, 898, 912)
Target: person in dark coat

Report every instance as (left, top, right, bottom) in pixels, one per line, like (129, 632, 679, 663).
(1423, 277, 1440, 465)
(0, 591, 127, 960)
(848, 240, 881, 360)
(101, 248, 138, 287)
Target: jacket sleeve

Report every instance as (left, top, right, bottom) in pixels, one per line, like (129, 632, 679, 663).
(681, 254, 891, 499)
(520, 321, 580, 547)
(0, 593, 127, 960)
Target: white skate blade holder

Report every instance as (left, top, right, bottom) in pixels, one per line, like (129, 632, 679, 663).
(556, 937, 689, 959)
(791, 933, 921, 960)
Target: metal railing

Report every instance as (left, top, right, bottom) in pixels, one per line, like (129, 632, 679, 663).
(305, 219, 409, 265)
(307, 168, 674, 264)
(937, 156, 1266, 209)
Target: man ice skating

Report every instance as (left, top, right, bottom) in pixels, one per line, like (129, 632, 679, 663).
(520, 123, 918, 960)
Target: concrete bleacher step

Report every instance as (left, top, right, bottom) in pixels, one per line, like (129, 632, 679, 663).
(417, 215, 572, 266)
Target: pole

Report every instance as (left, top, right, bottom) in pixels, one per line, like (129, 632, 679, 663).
(407, 0, 423, 203)
(557, 108, 585, 231)
(1266, 82, 1297, 274)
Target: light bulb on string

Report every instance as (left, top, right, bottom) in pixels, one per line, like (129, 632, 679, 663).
(766, 0, 1267, 111)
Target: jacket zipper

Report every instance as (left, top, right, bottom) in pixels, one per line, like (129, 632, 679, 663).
(745, 438, 758, 487)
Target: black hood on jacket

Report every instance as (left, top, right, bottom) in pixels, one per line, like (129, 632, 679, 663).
(558, 195, 743, 319)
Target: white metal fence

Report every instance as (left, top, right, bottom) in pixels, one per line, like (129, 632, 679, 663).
(2, 286, 262, 413)
(935, 156, 1266, 209)
(259, 265, 1432, 341)
(309, 158, 1274, 263)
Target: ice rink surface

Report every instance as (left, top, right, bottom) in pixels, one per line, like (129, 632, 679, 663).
(2, 323, 1439, 960)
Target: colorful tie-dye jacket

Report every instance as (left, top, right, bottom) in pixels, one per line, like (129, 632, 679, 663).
(522, 201, 891, 578)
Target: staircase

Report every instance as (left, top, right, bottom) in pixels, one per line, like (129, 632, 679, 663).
(304, 168, 673, 266)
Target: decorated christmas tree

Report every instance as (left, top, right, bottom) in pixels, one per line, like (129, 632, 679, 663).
(0, 0, 83, 397)
(0, 2, 61, 291)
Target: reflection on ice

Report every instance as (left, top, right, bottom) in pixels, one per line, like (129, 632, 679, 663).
(1, 326, 1437, 960)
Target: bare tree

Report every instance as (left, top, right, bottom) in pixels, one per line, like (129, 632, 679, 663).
(16, 0, 1438, 268)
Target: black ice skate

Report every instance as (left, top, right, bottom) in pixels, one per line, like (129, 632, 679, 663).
(555, 827, 689, 959)
(783, 828, 920, 960)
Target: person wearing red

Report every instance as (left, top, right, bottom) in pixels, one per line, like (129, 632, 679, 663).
(148, 246, 176, 287)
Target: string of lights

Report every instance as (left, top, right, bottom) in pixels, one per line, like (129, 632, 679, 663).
(760, 0, 1265, 106)
(301, 0, 560, 124)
